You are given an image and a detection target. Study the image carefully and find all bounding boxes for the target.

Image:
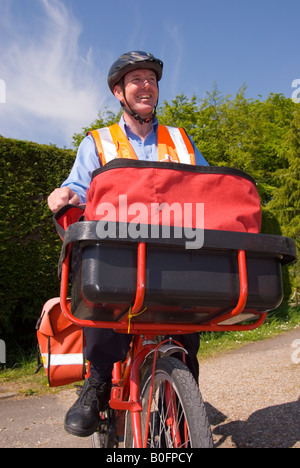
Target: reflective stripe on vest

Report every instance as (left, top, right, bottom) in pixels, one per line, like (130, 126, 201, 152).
(88, 123, 196, 166)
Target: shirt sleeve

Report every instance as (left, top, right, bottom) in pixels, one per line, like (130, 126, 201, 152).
(61, 135, 100, 203)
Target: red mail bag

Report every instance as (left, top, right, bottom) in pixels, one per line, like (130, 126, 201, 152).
(84, 160, 262, 233)
(36, 298, 85, 387)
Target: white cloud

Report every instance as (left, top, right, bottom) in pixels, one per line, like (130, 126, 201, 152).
(163, 21, 184, 97)
(0, 0, 108, 147)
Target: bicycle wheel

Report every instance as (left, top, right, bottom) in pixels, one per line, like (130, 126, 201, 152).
(125, 356, 213, 448)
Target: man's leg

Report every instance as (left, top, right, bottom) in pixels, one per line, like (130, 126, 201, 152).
(64, 328, 132, 437)
(173, 333, 200, 382)
(84, 327, 132, 381)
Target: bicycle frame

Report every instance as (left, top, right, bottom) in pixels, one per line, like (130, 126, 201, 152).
(108, 335, 189, 447)
(59, 239, 267, 447)
(87, 333, 188, 447)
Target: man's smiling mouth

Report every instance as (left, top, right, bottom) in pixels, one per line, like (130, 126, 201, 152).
(138, 94, 151, 100)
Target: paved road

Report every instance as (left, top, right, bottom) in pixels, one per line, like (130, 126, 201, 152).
(0, 329, 299, 448)
(200, 328, 300, 448)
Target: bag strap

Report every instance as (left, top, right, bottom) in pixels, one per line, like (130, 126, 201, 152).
(53, 204, 86, 240)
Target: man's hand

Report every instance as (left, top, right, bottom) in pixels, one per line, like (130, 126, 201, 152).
(47, 187, 80, 213)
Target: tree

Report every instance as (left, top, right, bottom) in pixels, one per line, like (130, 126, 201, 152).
(72, 107, 122, 149)
(267, 108, 300, 293)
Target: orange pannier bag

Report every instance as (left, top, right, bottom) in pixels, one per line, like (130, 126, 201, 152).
(36, 298, 86, 387)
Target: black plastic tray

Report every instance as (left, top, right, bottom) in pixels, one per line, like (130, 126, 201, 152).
(61, 222, 296, 325)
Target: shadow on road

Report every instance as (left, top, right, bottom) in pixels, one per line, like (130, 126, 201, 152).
(206, 398, 300, 448)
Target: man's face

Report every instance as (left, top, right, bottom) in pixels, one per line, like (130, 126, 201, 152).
(114, 69, 159, 119)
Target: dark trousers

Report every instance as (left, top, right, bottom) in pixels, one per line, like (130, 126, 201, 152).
(84, 328, 200, 382)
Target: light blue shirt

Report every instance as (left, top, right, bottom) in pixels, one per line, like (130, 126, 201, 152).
(61, 116, 208, 203)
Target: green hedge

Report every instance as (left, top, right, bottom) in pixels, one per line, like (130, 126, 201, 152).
(0, 136, 75, 356)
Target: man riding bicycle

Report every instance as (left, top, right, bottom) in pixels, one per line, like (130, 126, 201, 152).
(47, 51, 208, 438)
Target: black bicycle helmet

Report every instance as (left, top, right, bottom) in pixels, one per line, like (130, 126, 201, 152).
(107, 51, 163, 93)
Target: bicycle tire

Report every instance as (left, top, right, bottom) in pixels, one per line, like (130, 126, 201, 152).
(125, 356, 213, 448)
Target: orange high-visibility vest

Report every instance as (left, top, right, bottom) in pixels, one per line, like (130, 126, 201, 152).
(88, 123, 196, 166)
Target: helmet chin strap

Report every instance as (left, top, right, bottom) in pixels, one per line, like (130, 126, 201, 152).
(121, 101, 157, 125)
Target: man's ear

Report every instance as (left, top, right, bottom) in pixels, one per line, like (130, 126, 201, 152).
(113, 83, 124, 103)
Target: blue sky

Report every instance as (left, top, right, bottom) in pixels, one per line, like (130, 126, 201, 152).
(0, 0, 300, 148)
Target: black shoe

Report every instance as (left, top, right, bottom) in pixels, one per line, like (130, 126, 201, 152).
(64, 378, 112, 437)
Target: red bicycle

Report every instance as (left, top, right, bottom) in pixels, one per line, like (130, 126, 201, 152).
(91, 335, 213, 448)
(61, 242, 215, 448)
(53, 161, 295, 448)
(58, 232, 295, 448)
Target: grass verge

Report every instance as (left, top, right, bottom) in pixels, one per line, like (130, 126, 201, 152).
(198, 303, 299, 360)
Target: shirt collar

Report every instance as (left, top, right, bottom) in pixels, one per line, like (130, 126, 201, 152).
(119, 114, 158, 138)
